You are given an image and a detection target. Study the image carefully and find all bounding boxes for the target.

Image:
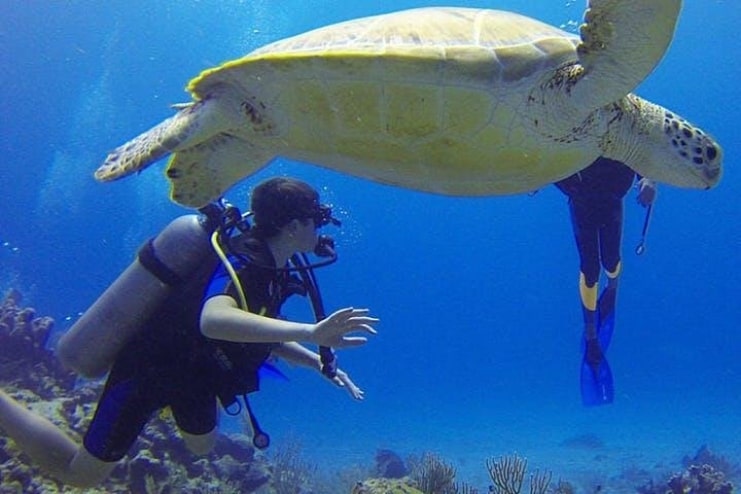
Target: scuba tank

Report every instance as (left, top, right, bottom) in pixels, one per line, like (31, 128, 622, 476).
(57, 214, 216, 378)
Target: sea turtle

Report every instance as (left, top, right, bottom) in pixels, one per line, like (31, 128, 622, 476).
(96, 0, 722, 208)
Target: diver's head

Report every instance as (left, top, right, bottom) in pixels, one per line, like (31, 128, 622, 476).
(250, 177, 339, 242)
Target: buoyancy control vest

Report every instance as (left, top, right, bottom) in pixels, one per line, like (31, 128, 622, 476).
(207, 242, 303, 411)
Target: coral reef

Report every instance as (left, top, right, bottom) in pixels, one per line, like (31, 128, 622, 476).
(3, 288, 736, 494)
(268, 435, 317, 494)
(0, 382, 273, 494)
(667, 464, 733, 494)
(0, 289, 75, 395)
(409, 452, 457, 494)
(637, 462, 735, 494)
(0, 288, 282, 493)
(351, 477, 424, 494)
(375, 448, 409, 479)
(357, 452, 574, 494)
(355, 452, 465, 494)
(486, 454, 554, 494)
(683, 445, 740, 481)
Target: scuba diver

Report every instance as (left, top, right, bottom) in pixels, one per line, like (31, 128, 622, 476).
(555, 157, 656, 406)
(0, 177, 378, 487)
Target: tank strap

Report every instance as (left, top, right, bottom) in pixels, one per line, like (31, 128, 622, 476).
(137, 238, 185, 286)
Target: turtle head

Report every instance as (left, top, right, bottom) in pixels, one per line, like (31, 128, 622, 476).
(607, 98, 723, 189)
(651, 109, 723, 189)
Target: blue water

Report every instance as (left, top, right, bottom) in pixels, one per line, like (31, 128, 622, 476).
(1, 0, 739, 489)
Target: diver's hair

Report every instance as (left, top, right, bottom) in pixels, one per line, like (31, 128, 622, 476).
(250, 177, 320, 239)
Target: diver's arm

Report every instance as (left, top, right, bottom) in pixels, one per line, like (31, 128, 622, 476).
(636, 176, 657, 207)
(272, 342, 321, 370)
(201, 295, 312, 342)
(200, 295, 378, 346)
(273, 342, 366, 400)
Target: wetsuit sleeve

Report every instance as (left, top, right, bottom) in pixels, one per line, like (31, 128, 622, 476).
(204, 264, 232, 300)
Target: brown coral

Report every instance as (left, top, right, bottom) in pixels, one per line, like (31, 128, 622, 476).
(667, 464, 734, 494)
(0, 289, 75, 395)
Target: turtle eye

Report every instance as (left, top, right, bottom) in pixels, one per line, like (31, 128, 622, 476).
(706, 145, 718, 162)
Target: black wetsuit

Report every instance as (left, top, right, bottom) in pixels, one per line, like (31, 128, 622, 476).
(555, 157, 637, 287)
(83, 234, 300, 462)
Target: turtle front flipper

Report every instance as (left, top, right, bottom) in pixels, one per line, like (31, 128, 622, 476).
(573, 0, 682, 109)
(95, 98, 229, 182)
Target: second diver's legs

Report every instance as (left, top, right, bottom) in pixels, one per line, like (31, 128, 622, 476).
(579, 273, 604, 369)
(597, 198, 625, 347)
(569, 199, 602, 365)
(599, 198, 624, 291)
(0, 390, 115, 487)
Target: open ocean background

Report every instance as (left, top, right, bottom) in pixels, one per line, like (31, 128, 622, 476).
(1, 0, 739, 490)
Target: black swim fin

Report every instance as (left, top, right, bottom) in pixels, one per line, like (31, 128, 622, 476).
(580, 288, 616, 406)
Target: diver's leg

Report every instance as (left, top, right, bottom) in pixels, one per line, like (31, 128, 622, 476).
(181, 428, 217, 455)
(170, 378, 218, 456)
(600, 199, 624, 280)
(598, 200, 625, 305)
(568, 199, 604, 373)
(0, 390, 115, 487)
(68, 448, 117, 486)
(591, 199, 626, 355)
(569, 200, 601, 339)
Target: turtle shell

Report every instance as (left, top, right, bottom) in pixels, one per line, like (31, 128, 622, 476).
(182, 7, 587, 196)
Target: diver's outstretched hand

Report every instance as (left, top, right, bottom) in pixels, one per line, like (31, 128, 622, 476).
(636, 177, 657, 207)
(328, 368, 365, 400)
(310, 307, 378, 348)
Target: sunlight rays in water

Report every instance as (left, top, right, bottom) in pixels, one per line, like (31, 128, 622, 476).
(36, 28, 120, 220)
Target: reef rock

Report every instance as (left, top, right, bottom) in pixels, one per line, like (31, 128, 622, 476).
(683, 445, 740, 481)
(375, 448, 409, 479)
(667, 464, 734, 494)
(351, 477, 423, 494)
